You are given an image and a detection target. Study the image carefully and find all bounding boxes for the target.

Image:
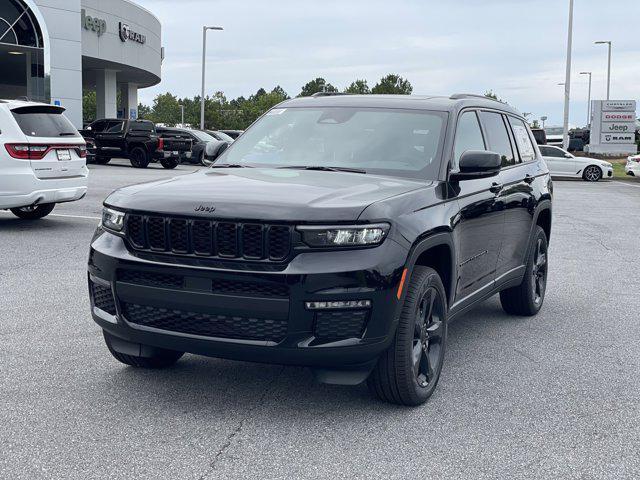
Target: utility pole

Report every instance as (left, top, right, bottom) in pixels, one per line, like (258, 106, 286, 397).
(580, 72, 592, 126)
(594, 41, 612, 100)
(200, 25, 223, 130)
(562, 0, 574, 150)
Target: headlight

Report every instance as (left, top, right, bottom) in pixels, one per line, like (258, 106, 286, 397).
(298, 224, 390, 247)
(101, 207, 125, 232)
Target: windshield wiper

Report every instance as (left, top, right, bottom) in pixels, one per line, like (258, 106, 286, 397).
(59, 132, 78, 136)
(209, 163, 253, 168)
(279, 165, 366, 174)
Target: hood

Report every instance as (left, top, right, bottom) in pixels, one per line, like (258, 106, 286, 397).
(105, 168, 428, 222)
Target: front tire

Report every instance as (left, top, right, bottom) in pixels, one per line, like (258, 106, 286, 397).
(583, 165, 602, 182)
(129, 146, 150, 168)
(367, 266, 447, 406)
(94, 156, 111, 165)
(10, 203, 55, 219)
(500, 226, 548, 316)
(103, 332, 184, 368)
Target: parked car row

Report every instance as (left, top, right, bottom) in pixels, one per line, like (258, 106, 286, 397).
(81, 118, 241, 169)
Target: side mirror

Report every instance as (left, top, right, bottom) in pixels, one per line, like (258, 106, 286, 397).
(86, 126, 92, 131)
(564, 153, 572, 158)
(204, 140, 229, 163)
(450, 150, 501, 181)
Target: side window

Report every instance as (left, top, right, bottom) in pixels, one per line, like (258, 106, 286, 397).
(453, 111, 485, 167)
(479, 111, 516, 167)
(90, 120, 106, 132)
(509, 117, 536, 162)
(105, 121, 124, 133)
(540, 146, 563, 157)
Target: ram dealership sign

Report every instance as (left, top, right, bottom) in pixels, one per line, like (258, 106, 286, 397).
(119, 22, 146, 44)
(587, 100, 638, 156)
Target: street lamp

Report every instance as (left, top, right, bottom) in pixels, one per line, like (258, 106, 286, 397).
(541, 116, 548, 129)
(594, 40, 612, 100)
(562, 0, 574, 150)
(200, 25, 224, 130)
(579, 71, 592, 126)
(179, 104, 184, 127)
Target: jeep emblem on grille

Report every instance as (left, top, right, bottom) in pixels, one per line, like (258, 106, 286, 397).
(194, 204, 216, 213)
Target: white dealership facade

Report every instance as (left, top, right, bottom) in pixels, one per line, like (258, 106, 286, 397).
(0, 0, 162, 127)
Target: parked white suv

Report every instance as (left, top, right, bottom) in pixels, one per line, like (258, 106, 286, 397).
(0, 100, 88, 219)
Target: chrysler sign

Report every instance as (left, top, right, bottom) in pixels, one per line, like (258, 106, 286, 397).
(119, 22, 146, 44)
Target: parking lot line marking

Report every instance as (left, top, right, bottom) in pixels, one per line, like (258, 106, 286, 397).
(615, 182, 640, 189)
(0, 211, 100, 220)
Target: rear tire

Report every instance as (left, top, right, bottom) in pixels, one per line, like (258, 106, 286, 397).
(500, 226, 548, 316)
(103, 332, 183, 368)
(94, 156, 111, 165)
(10, 203, 55, 219)
(160, 157, 179, 169)
(129, 146, 150, 168)
(583, 165, 602, 182)
(367, 266, 447, 406)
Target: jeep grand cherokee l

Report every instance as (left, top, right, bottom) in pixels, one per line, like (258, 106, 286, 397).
(88, 93, 552, 406)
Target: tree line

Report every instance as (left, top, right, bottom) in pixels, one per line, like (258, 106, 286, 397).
(83, 74, 415, 129)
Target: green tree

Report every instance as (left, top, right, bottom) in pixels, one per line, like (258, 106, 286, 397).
(298, 77, 338, 97)
(344, 79, 370, 94)
(83, 90, 96, 123)
(149, 93, 181, 126)
(371, 74, 413, 95)
(137, 103, 152, 120)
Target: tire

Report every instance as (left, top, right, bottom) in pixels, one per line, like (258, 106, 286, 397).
(500, 226, 548, 316)
(160, 157, 179, 169)
(129, 146, 150, 168)
(583, 165, 602, 182)
(10, 203, 55, 219)
(94, 156, 111, 165)
(103, 331, 184, 369)
(367, 266, 447, 406)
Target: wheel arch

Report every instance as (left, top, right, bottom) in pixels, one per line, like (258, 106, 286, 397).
(404, 232, 457, 308)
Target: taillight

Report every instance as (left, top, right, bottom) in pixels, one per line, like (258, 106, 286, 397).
(77, 144, 87, 158)
(29, 145, 48, 159)
(157, 137, 164, 151)
(5, 144, 30, 159)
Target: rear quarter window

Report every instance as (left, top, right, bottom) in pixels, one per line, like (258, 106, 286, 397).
(11, 106, 79, 138)
(509, 117, 537, 162)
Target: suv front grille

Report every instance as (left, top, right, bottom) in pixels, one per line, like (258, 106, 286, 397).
(313, 310, 369, 341)
(91, 282, 117, 316)
(122, 302, 288, 342)
(125, 214, 292, 262)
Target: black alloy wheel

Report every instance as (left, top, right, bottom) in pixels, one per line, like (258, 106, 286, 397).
(129, 147, 150, 168)
(531, 236, 548, 307)
(412, 286, 446, 389)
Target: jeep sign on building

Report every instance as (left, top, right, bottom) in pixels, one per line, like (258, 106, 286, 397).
(0, 0, 162, 127)
(587, 100, 638, 156)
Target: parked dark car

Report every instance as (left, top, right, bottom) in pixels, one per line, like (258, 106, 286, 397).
(89, 94, 552, 406)
(156, 127, 223, 166)
(205, 130, 235, 143)
(80, 119, 191, 169)
(218, 129, 243, 139)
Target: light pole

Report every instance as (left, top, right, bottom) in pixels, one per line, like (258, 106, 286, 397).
(541, 116, 548, 129)
(579, 71, 592, 126)
(179, 104, 184, 126)
(562, 0, 574, 150)
(594, 40, 612, 100)
(200, 25, 224, 130)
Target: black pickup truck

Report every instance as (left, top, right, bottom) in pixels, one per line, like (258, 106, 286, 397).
(80, 119, 192, 169)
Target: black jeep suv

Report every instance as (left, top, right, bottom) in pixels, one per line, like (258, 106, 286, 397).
(89, 94, 552, 405)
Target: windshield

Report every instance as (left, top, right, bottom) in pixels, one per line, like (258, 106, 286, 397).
(11, 107, 79, 138)
(192, 130, 216, 142)
(217, 107, 447, 179)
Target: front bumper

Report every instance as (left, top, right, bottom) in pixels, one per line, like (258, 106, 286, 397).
(88, 229, 408, 370)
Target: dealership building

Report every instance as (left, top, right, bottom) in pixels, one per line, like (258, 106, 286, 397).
(0, 0, 162, 127)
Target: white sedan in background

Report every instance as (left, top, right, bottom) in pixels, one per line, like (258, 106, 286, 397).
(539, 145, 613, 182)
(625, 154, 640, 177)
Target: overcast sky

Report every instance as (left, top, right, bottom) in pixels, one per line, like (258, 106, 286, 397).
(135, 0, 639, 127)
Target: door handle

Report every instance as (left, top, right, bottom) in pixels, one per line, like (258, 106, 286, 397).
(489, 182, 503, 194)
(524, 174, 534, 184)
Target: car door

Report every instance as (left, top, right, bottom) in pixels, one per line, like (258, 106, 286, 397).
(449, 110, 505, 304)
(494, 115, 541, 279)
(95, 120, 126, 156)
(541, 145, 575, 176)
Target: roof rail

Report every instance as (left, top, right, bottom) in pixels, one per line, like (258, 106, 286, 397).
(311, 92, 348, 98)
(450, 93, 500, 102)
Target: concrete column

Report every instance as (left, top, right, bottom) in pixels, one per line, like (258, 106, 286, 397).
(120, 83, 139, 119)
(95, 70, 117, 119)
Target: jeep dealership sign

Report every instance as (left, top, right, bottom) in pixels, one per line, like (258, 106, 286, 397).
(587, 100, 638, 156)
(119, 22, 146, 44)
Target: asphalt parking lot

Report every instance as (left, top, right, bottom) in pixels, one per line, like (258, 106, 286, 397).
(1, 159, 639, 479)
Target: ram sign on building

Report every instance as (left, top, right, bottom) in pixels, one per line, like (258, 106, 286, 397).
(587, 100, 638, 156)
(0, 0, 162, 127)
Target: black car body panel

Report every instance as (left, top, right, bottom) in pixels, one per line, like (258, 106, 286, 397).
(89, 94, 552, 384)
